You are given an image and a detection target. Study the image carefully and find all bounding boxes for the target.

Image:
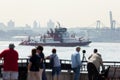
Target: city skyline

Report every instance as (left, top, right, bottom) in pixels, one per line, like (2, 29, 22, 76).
(0, 0, 120, 28)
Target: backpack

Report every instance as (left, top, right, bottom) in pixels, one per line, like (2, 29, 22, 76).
(50, 55, 56, 68)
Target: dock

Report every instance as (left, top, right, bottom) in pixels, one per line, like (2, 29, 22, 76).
(0, 58, 120, 80)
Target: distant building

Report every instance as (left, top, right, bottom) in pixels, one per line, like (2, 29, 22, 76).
(25, 24, 31, 28)
(7, 20, 15, 28)
(0, 22, 6, 30)
(32, 20, 42, 32)
(33, 20, 41, 28)
(38, 22, 41, 28)
(96, 20, 101, 29)
(33, 20, 38, 28)
(47, 19, 55, 29)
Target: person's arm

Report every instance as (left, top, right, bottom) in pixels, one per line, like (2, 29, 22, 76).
(28, 57, 33, 72)
(97, 53, 105, 70)
(99, 56, 105, 70)
(45, 54, 52, 59)
(101, 61, 105, 70)
(16, 51, 19, 61)
(45, 56, 51, 59)
(28, 62, 32, 72)
(39, 54, 43, 63)
(0, 50, 5, 58)
(76, 54, 81, 66)
(88, 54, 92, 60)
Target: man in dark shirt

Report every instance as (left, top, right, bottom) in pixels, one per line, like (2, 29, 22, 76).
(36, 45, 45, 80)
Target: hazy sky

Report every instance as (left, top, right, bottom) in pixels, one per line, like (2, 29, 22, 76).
(0, 0, 120, 28)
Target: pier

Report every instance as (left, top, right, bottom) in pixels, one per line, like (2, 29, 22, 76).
(0, 58, 120, 80)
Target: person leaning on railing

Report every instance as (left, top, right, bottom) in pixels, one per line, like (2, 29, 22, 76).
(46, 48, 61, 80)
(0, 43, 19, 80)
(87, 49, 105, 80)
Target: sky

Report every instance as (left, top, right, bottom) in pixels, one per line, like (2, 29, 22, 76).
(0, 0, 120, 28)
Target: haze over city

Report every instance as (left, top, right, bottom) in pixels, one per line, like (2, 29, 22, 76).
(0, 0, 120, 28)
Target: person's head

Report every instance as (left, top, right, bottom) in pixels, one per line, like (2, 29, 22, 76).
(94, 49, 98, 53)
(36, 45, 43, 54)
(76, 46, 81, 52)
(31, 48, 36, 56)
(9, 43, 15, 49)
(52, 48, 56, 54)
(82, 50, 86, 53)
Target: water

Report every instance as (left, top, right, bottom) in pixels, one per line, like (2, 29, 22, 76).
(0, 41, 120, 61)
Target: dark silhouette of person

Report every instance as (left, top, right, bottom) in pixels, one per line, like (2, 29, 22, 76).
(36, 45, 47, 80)
(27, 48, 40, 80)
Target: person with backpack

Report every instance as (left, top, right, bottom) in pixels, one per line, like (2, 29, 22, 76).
(46, 48, 61, 80)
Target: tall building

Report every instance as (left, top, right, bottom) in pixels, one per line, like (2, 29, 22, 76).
(109, 11, 115, 30)
(32, 20, 41, 32)
(7, 20, 15, 28)
(96, 20, 100, 29)
(0, 22, 6, 30)
(33, 20, 38, 28)
(47, 19, 55, 29)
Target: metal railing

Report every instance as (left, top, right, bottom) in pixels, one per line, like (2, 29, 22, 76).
(1, 58, 120, 71)
(0, 58, 120, 80)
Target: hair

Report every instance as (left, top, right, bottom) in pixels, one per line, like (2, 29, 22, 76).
(52, 48, 56, 53)
(76, 46, 80, 52)
(36, 45, 43, 51)
(31, 48, 36, 56)
(94, 49, 98, 53)
(9, 43, 15, 49)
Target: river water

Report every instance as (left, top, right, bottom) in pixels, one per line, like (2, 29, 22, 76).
(0, 41, 119, 61)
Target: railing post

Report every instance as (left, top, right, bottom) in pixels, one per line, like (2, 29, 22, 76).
(0, 66, 2, 78)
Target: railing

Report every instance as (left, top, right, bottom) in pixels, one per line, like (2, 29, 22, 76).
(0, 58, 120, 80)
(81, 61, 120, 72)
(1, 58, 120, 71)
(17, 58, 120, 74)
